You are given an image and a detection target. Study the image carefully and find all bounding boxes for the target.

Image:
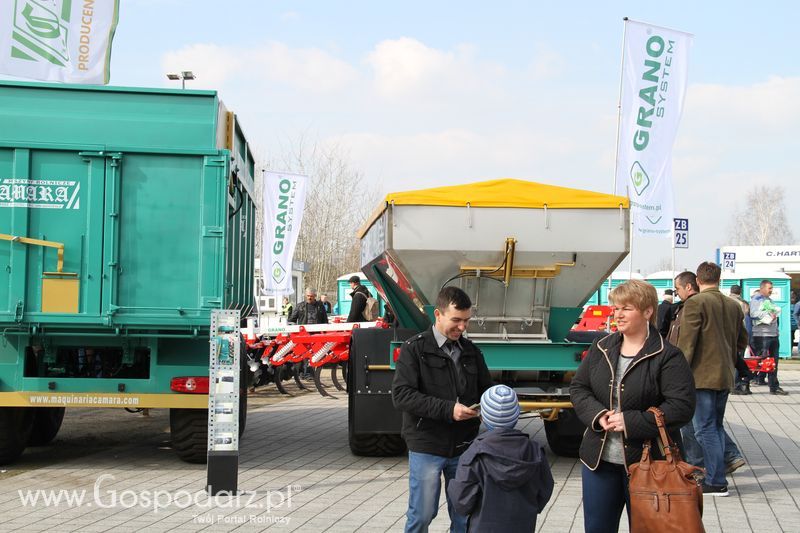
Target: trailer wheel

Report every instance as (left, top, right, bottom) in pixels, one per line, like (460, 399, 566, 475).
(170, 408, 208, 464)
(348, 396, 406, 456)
(28, 407, 66, 446)
(0, 407, 35, 464)
(543, 408, 584, 458)
(238, 386, 248, 436)
(346, 328, 415, 457)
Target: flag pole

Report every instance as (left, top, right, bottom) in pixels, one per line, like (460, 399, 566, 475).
(612, 17, 629, 195)
(610, 17, 630, 291)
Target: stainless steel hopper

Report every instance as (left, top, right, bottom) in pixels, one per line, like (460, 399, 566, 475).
(358, 179, 630, 342)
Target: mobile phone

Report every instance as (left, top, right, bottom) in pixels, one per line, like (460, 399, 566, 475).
(468, 403, 480, 410)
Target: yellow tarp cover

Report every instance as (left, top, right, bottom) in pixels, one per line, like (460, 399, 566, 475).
(383, 178, 628, 209)
(358, 178, 628, 238)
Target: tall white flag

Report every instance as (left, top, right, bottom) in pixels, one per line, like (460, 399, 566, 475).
(615, 20, 692, 238)
(0, 0, 120, 84)
(262, 171, 308, 293)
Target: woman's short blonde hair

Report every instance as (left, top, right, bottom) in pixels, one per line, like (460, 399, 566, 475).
(608, 279, 658, 326)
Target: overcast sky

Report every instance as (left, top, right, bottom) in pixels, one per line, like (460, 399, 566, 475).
(32, 1, 800, 274)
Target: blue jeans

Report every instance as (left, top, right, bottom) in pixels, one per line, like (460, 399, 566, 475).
(681, 419, 742, 466)
(693, 389, 729, 486)
(582, 461, 630, 533)
(405, 451, 467, 533)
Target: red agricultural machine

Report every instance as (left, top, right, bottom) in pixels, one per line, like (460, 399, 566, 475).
(244, 319, 389, 398)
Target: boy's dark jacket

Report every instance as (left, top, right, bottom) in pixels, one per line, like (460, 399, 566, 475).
(446, 428, 554, 533)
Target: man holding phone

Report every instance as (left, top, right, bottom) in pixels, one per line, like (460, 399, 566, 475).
(393, 286, 493, 533)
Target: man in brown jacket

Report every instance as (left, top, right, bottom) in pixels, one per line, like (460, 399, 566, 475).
(678, 262, 749, 496)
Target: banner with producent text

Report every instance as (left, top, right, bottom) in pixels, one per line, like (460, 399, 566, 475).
(615, 19, 692, 238)
(261, 171, 308, 294)
(0, 0, 120, 84)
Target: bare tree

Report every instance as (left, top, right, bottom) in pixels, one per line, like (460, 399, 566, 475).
(258, 135, 380, 298)
(726, 185, 795, 245)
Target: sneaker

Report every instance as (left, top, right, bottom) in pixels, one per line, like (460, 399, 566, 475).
(770, 387, 788, 395)
(726, 457, 746, 474)
(702, 484, 729, 497)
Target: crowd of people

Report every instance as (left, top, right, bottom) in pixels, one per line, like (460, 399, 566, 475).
(385, 263, 791, 532)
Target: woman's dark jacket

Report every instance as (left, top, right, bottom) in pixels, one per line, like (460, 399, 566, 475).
(570, 325, 696, 469)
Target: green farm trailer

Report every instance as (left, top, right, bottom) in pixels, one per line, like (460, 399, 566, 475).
(0, 81, 256, 464)
(347, 179, 630, 456)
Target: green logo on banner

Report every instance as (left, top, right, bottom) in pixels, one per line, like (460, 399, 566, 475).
(11, 0, 71, 65)
(272, 261, 286, 284)
(630, 161, 650, 196)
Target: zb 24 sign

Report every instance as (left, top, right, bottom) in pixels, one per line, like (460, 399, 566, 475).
(673, 218, 688, 249)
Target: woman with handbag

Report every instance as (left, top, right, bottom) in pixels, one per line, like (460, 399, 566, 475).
(570, 279, 697, 533)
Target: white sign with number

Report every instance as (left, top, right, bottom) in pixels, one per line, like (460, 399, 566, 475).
(723, 252, 736, 271)
(673, 218, 689, 249)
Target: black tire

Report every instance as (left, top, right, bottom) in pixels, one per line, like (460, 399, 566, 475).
(348, 399, 406, 456)
(0, 407, 35, 464)
(170, 408, 208, 464)
(28, 407, 66, 446)
(543, 408, 584, 458)
(347, 346, 406, 457)
(238, 386, 247, 437)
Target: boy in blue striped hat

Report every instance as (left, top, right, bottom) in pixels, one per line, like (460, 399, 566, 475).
(447, 385, 554, 532)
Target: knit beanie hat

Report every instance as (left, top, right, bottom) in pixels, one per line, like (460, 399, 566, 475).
(480, 384, 520, 430)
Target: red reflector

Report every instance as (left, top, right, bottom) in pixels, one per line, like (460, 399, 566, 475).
(581, 350, 589, 361)
(171, 376, 209, 394)
(393, 347, 402, 362)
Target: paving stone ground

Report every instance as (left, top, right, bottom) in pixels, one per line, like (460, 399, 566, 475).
(1, 363, 799, 532)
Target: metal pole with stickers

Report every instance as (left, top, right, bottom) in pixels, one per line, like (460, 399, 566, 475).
(207, 309, 241, 495)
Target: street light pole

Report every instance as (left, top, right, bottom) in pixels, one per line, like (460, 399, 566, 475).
(166, 71, 196, 89)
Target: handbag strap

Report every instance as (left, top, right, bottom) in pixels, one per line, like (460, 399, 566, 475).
(646, 406, 676, 463)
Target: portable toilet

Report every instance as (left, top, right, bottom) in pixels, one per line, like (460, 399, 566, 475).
(334, 272, 385, 318)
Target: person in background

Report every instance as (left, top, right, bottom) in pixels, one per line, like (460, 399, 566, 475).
(790, 290, 797, 354)
(288, 288, 328, 325)
(571, 279, 695, 531)
(281, 296, 293, 318)
(320, 293, 332, 315)
(750, 280, 787, 395)
(729, 285, 755, 395)
(657, 288, 675, 337)
(667, 271, 699, 345)
(793, 291, 800, 354)
(288, 288, 328, 379)
(346, 275, 371, 322)
(447, 385, 554, 533)
(678, 262, 749, 496)
(392, 287, 493, 533)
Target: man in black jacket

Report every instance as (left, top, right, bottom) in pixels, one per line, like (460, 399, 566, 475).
(288, 288, 328, 325)
(346, 275, 371, 322)
(657, 288, 675, 337)
(392, 286, 493, 533)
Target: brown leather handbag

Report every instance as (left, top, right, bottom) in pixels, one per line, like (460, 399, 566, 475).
(628, 407, 705, 533)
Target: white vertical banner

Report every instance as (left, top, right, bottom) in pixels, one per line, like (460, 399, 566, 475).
(0, 0, 120, 84)
(262, 171, 308, 293)
(615, 20, 693, 238)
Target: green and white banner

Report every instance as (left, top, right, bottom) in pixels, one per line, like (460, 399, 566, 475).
(262, 171, 308, 294)
(615, 20, 692, 238)
(0, 0, 120, 84)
